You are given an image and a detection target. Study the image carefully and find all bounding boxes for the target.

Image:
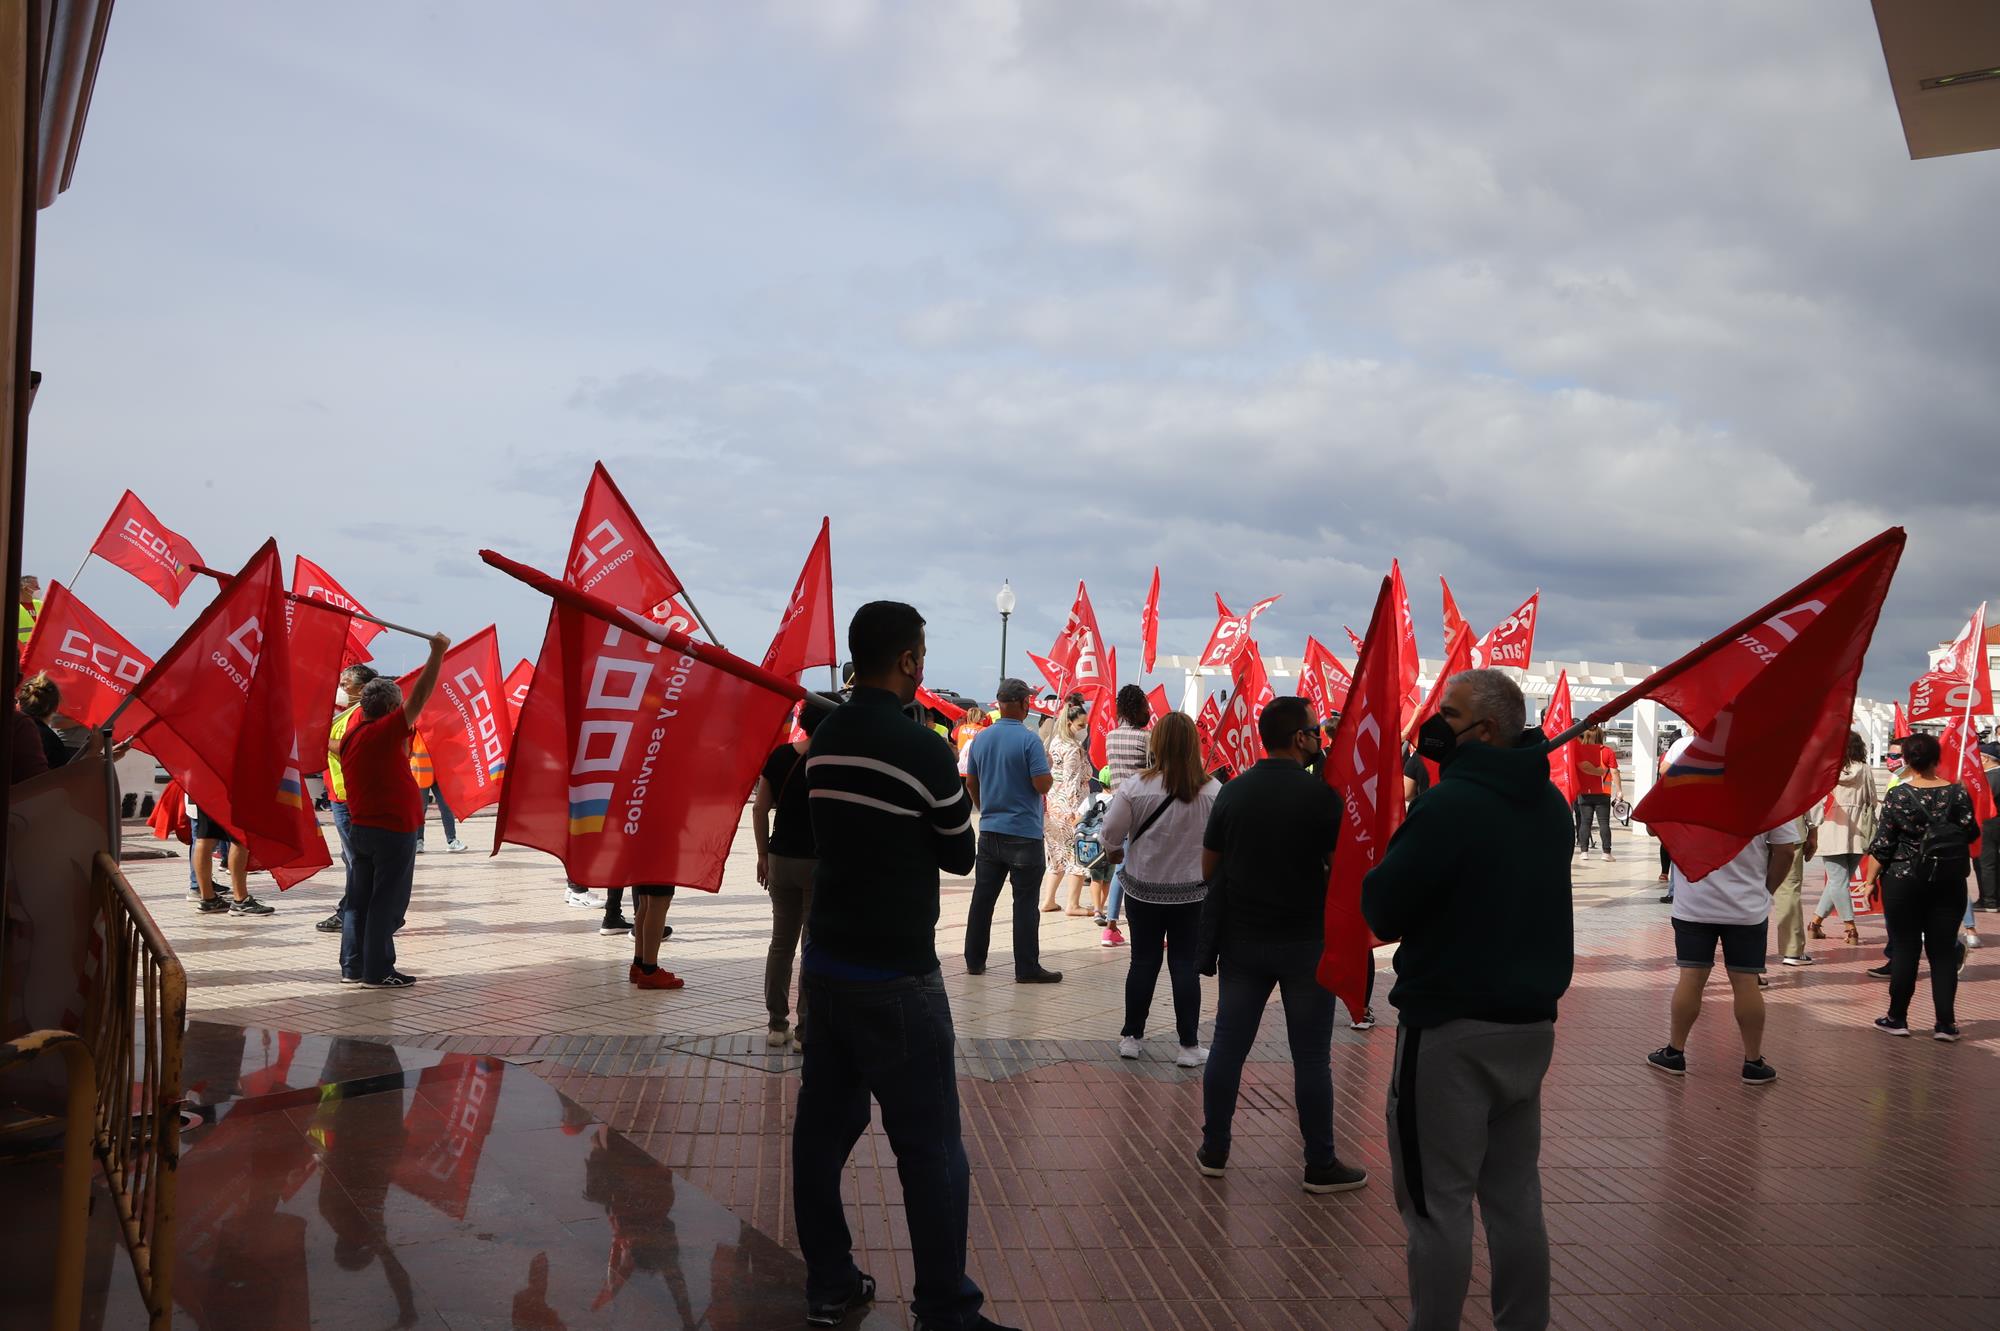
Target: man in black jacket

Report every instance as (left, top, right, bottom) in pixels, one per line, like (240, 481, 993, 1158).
(1363, 668, 1573, 1331)
(791, 601, 1014, 1331)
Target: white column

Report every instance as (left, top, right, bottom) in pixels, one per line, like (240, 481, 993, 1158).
(1180, 669, 1205, 717)
(1631, 699, 1662, 807)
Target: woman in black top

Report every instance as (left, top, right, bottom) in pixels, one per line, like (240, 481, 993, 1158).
(16, 672, 70, 770)
(1862, 731, 1979, 1041)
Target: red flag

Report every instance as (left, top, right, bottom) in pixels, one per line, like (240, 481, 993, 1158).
(502, 658, 534, 729)
(1909, 603, 1991, 722)
(1146, 685, 1171, 723)
(1476, 591, 1540, 671)
(1047, 582, 1110, 695)
(1299, 636, 1353, 719)
(917, 685, 966, 723)
(1027, 650, 1070, 698)
(1318, 576, 1406, 1019)
(1441, 577, 1474, 656)
(1409, 626, 1475, 785)
(1543, 670, 1578, 803)
(1196, 693, 1225, 770)
(121, 540, 329, 887)
(1344, 625, 1366, 657)
(1390, 560, 1421, 726)
(1609, 529, 1906, 881)
(87, 490, 202, 607)
(567, 462, 685, 611)
(1892, 701, 1908, 740)
(1940, 707, 1998, 857)
(285, 597, 354, 777)
(1141, 566, 1161, 676)
(1197, 593, 1281, 668)
(20, 582, 154, 736)
(761, 518, 837, 680)
(1087, 646, 1119, 769)
(398, 625, 511, 818)
(1213, 640, 1274, 774)
(486, 552, 803, 892)
(292, 555, 384, 665)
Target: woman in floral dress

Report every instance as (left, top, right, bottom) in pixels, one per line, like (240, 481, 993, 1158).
(1040, 701, 1094, 915)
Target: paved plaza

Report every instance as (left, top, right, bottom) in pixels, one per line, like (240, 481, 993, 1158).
(67, 811, 2000, 1327)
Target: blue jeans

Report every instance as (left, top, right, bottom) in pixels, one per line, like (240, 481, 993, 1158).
(793, 969, 982, 1329)
(342, 824, 417, 982)
(331, 800, 354, 914)
(967, 831, 1046, 977)
(1203, 936, 1338, 1167)
(1105, 865, 1125, 924)
(424, 787, 456, 841)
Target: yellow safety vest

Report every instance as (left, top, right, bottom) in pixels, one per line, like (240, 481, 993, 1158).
(15, 595, 40, 646)
(325, 705, 361, 802)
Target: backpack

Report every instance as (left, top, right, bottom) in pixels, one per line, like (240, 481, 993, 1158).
(1916, 791, 1972, 882)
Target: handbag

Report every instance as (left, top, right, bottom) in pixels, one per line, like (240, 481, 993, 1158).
(1851, 773, 1879, 846)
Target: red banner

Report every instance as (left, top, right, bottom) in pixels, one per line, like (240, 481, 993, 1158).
(1909, 602, 1992, 723)
(1941, 707, 1998, 858)
(122, 540, 329, 887)
(1476, 591, 1540, 671)
(1197, 593, 1280, 668)
(1196, 693, 1225, 769)
(398, 625, 511, 818)
(1299, 635, 1353, 719)
(1390, 560, 1420, 727)
(761, 518, 836, 681)
(87, 489, 202, 607)
(568, 462, 685, 611)
(1318, 576, 1405, 1019)
(285, 597, 354, 778)
(1087, 646, 1119, 769)
(395, 1059, 503, 1221)
(1146, 685, 1171, 723)
(503, 658, 534, 728)
(1543, 670, 1577, 803)
(1141, 566, 1160, 675)
(291, 554, 383, 664)
(917, 685, 966, 722)
(1619, 529, 1906, 881)
(1441, 577, 1473, 656)
(1213, 641, 1273, 774)
(1892, 701, 1908, 741)
(1047, 581, 1111, 696)
(20, 582, 153, 736)
(1027, 650, 1070, 698)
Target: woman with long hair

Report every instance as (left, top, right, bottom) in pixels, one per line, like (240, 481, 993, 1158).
(1810, 729, 1876, 946)
(1039, 699, 1094, 915)
(1860, 732, 1979, 1041)
(1102, 711, 1218, 1066)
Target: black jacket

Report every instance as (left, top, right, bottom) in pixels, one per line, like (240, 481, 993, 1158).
(1361, 729, 1573, 1029)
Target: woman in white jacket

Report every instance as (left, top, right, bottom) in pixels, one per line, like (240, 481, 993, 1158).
(1810, 730, 1878, 946)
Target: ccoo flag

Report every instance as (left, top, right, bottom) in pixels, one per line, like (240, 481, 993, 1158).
(398, 625, 512, 819)
(88, 490, 203, 607)
(568, 462, 686, 612)
(285, 595, 355, 775)
(502, 658, 534, 729)
(1299, 635, 1353, 719)
(292, 555, 383, 665)
(1542, 670, 1578, 804)
(20, 582, 154, 737)
(1197, 593, 1281, 669)
(1595, 528, 1906, 881)
(1908, 603, 1991, 723)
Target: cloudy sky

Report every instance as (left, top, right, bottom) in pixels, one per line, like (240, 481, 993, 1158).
(23, 1, 1998, 700)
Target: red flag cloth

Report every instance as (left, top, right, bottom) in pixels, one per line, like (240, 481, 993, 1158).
(398, 625, 512, 818)
(1390, 560, 1421, 727)
(1197, 593, 1281, 668)
(291, 554, 384, 664)
(1214, 641, 1273, 773)
(1141, 567, 1161, 675)
(1086, 646, 1119, 770)
(19, 581, 153, 736)
(761, 518, 837, 680)
(1543, 670, 1578, 803)
(1908, 602, 1992, 722)
(1893, 701, 1908, 740)
(1196, 694, 1226, 770)
(1409, 628, 1475, 785)
(1941, 709, 1998, 858)
(1440, 577, 1474, 656)
(121, 539, 329, 887)
(1299, 636, 1353, 718)
(1047, 582, 1111, 695)
(1615, 528, 1906, 881)
(1344, 625, 1366, 657)
(482, 550, 805, 892)
(87, 489, 203, 607)
(1146, 685, 1171, 723)
(567, 462, 685, 610)
(1476, 591, 1540, 671)
(502, 658, 534, 729)
(916, 685, 966, 722)
(1027, 694, 1061, 719)
(1027, 651, 1070, 698)
(284, 597, 354, 779)
(1318, 576, 1405, 1019)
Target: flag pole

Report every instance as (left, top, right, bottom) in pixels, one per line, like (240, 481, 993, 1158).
(67, 550, 90, 590)
(680, 593, 724, 650)
(190, 565, 435, 642)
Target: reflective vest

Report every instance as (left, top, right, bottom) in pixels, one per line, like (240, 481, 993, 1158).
(408, 732, 435, 789)
(15, 595, 40, 647)
(325, 705, 361, 802)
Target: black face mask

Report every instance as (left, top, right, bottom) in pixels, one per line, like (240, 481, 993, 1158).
(1416, 714, 1479, 768)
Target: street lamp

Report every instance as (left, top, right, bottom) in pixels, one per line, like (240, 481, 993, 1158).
(995, 581, 1016, 694)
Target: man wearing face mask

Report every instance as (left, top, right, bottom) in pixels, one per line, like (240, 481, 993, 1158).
(317, 663, 379, 937)
(1362, 668, 1573, 1331)
(793, 602, 1014, 1331)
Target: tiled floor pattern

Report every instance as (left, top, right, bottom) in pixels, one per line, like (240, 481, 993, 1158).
(122, 814, 2000, 1328)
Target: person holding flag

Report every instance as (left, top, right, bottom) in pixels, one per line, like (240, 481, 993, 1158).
(318, 663, 377, 937)
(1361, 668, 1573, 1331)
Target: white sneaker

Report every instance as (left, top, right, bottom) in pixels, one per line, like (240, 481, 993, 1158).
(1349, 1008, 1377, 1031)
(1118, 1036, 1142, 1060)
(564, 887, 603, 909)
(1601, 852, 1615, 863)
(766, 1025, 792, 1047)
(1966, 931, 1983, 949)
(445, 838, 469, 853)
(1175, 1045, 1209, 1068)
(1779, 954, 1815, 966)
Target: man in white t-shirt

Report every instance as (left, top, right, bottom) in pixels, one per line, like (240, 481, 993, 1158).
(1646, 740, 1804, 1086)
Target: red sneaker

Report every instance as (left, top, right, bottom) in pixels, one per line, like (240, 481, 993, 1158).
(633, 968, 685, 990)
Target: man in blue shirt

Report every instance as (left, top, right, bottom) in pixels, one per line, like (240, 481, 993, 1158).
(963, 678, 1062, 982)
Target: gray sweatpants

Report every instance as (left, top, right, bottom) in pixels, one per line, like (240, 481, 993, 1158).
(765, 853, 815, 1030)
(1387, 1018, 1556, 1331)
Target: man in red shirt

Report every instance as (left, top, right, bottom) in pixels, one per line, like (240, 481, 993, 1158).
(339, 632, 448, 988)
(1574, 726, 1619, 863)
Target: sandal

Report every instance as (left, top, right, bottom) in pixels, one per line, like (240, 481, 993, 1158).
(1844, 922, 1861, 946)
(1808, 915, 1825, 940)
(1041, 903, 1062, 913)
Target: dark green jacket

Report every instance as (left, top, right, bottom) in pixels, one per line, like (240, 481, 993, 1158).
(1361, 730, 1573, 1029)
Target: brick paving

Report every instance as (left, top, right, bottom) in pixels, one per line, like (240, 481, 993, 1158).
(123, 811, 2000, 1329)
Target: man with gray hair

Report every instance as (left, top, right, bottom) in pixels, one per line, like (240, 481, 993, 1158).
(1362, 667, 1574, 1331)
(962, 678, 1060, 982)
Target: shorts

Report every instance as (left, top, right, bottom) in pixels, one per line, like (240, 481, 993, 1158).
(193, 812, 232, 844)
(1672, 917, 1767, 974)
(632, 885, 677, 900)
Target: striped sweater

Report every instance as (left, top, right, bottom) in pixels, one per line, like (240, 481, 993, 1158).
(806, 687, 976, 974)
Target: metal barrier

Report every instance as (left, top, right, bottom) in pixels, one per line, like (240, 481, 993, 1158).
(0, 1030, 95, 1331)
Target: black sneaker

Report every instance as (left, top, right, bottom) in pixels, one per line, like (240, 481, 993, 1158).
(1740, 1057, 1777, 1086)
(1874, 1016, 1911, 1037)
(1194, 1145, 1227, 1177)
(1302, 1159, 1368, 1194)
(804, 1272, 875, 1328)
(315, 913, 343, 933)
(339, 973, 362, 985)
(1646, 1045, 1687, 1076)
(1934, 1024, 1962, 1043)
(1865, 964, 1893, 978)
(364, 972, 416, 989)
(193, 895, 230, 914)
(1658, 894, 1674, 904)
(599, 915, 634, 935)
(1016, 969, 1064, 984)
(229, 895, 275, 916)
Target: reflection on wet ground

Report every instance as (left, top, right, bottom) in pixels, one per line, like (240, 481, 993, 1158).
(4, 1022, 830, 1330)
